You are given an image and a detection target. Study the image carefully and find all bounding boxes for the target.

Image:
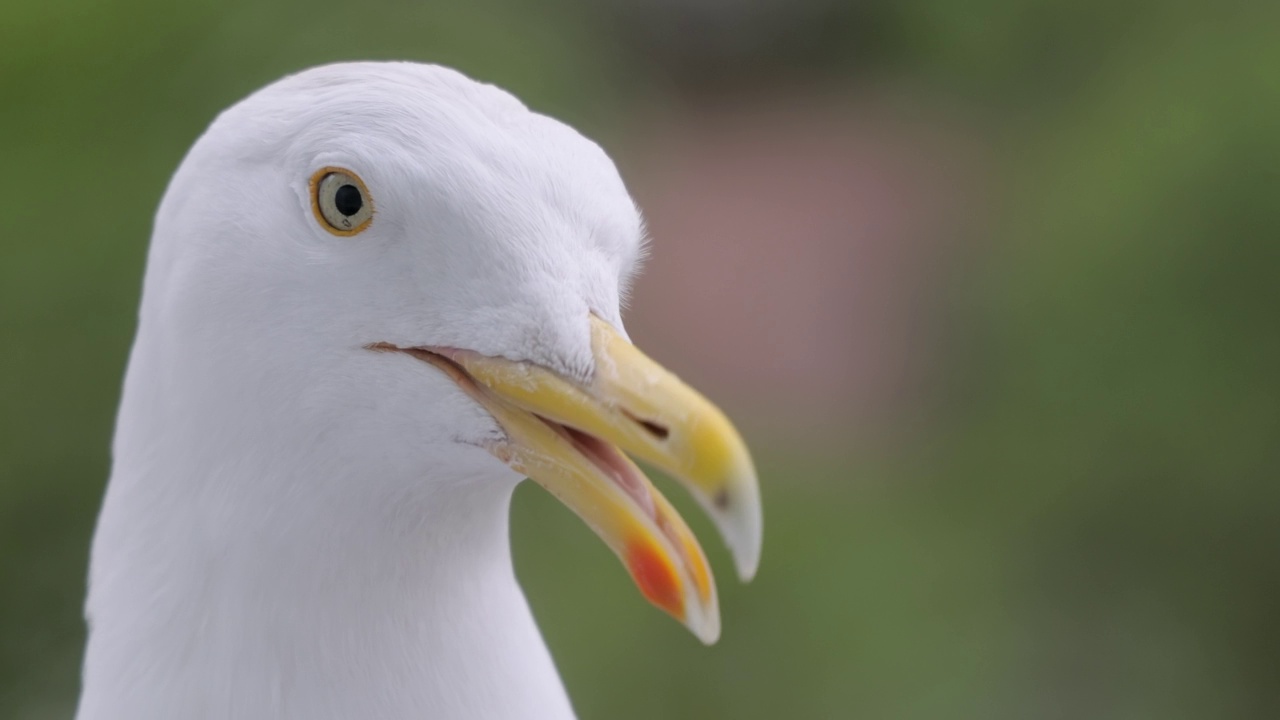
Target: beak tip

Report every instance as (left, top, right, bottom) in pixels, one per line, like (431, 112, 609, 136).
(715, 464, 763, 583)
(688, 602, 722, 645)
(732, 533, 761, 583)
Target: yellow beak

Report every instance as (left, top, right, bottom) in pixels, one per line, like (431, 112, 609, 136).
(374, 315, 761, 643)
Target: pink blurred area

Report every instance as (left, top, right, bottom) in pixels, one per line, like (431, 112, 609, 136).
(617, 88, 980, 440)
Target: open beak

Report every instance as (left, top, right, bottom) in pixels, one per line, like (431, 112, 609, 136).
(371, 315, 761, 644)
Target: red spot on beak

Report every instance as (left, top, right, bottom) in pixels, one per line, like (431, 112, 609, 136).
(626, 541, 684, 620)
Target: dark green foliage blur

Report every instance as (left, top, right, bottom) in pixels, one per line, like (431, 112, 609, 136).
(2, 1, 1277, 717)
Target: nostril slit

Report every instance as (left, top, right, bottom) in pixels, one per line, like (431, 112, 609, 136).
(623, 410, 670, 441)
(639, 420, 669, 440)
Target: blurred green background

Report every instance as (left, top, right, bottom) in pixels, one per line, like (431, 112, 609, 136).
(3, 0, 1278, 717)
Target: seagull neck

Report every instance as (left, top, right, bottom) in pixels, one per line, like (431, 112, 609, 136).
(79, 368, 576, 719)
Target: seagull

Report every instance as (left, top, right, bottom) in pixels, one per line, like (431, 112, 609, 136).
(75, 62, 762, 720)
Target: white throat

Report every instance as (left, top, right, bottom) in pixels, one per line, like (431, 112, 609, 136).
(76, 327, 576, 720)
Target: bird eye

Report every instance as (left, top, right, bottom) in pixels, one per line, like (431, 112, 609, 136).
(310, 167, 374, 235)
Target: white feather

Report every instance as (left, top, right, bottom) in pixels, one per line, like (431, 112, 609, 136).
(77, 61, 647, 720)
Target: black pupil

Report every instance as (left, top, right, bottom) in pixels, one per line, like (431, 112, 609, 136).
(334, 184, 363, 217)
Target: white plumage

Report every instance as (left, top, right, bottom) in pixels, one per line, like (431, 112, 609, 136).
(78, 61, 759, 720)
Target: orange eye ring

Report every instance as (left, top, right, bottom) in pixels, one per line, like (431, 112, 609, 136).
(309, 167, 374, 236)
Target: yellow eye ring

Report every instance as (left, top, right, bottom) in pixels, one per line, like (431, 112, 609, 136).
(309, 167, 374, 236)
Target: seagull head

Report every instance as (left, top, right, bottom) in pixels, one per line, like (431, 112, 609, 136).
(133, 62, 760, 644)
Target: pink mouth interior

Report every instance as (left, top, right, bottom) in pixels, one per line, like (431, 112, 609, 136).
(549, 420, 699, 589)
(556, 423, 657, 522)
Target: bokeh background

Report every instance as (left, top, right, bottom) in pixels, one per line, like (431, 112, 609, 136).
(3, 0, 1278, 717)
